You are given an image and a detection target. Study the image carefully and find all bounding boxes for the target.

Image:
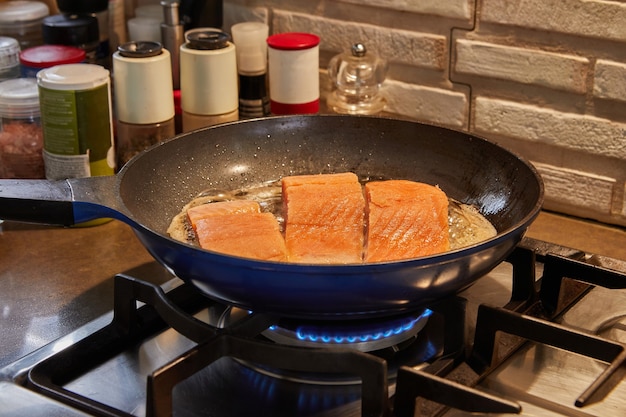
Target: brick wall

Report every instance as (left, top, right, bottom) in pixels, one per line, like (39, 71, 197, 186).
(222, 0, 626, 227)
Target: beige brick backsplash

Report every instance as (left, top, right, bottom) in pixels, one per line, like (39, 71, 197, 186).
(383, 80, 468, 128)
(335, 0, 473, 20)
(533, 162, 616, 215)
(454, 39, 590, 93)
(474, 97, 626, 160)
(272, 10, 447, 70)
(593, 59, 626, 102)
(480, 0, 626, 43)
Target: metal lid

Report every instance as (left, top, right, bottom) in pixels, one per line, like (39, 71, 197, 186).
(117, 41, 163, 58)
(186, 30, 231, 50)
(267, 32, 320, 51)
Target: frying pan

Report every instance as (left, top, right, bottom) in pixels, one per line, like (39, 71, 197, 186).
(0, 115, 543, 319)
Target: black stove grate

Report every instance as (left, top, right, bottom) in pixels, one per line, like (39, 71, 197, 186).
(16, 238, 626, 417)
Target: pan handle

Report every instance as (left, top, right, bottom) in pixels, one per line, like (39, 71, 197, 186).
(0, 176, 121, 226)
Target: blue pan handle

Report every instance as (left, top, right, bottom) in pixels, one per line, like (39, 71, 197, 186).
(0, 176, 122, 226)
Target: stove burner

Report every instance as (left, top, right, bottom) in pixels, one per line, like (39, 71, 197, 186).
(262, 309, 432, 352)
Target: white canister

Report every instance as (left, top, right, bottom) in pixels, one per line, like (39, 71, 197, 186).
(37, 63, 115, 180)
(267, 32, 320, 115)
(180, 29, 238, 132)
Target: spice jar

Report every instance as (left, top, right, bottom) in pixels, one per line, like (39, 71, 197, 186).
(41, 14, 100, 65)
(0, 78, 44, 179)
(113, 41, 175, 169)
(55, 0, 111, 69)
(0, 37, 21, 81)
(37, 63, 115, 180)
(267, 32, 320, 115)
(0, 1, 49, 50)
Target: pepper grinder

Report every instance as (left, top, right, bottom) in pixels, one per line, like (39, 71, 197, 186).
(179, 29, 238, 131)
(113, 41, 176, 169)
(327, 43, 388, 115)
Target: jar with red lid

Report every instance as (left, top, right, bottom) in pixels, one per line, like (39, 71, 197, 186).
(266, 32, 320, 115)
(19, 45, 86, 78)
(0, 78, 44, 179)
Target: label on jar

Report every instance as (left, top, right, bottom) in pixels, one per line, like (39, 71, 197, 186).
(39, 83, 115, 180)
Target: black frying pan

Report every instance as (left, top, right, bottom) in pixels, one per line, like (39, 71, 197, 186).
(0, 115, 543, 319)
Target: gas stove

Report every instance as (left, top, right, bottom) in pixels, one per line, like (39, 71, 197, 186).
(1, 237, 625, 416)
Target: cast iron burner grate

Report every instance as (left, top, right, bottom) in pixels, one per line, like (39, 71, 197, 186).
(18, 238, 626, 417)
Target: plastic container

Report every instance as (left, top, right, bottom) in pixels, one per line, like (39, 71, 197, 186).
(180, 29, 238, 131)
(267, 32, 320, 115)
(41, 14, 100, 64)
(37, 63, 115, 180)
(19, 44, 86, 78)
(0, 1, 49, 49)
(0, 37, 21, 81)
(0, 78, 44, 179)
(113, 41, 175, 168)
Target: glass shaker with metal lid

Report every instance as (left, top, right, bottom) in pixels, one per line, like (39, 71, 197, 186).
(327, 43, 388, 115)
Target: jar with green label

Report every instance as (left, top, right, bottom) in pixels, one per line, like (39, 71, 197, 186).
(37, 63, 115, 180)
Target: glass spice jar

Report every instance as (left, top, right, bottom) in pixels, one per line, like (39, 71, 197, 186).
(0, 78, 44, 179)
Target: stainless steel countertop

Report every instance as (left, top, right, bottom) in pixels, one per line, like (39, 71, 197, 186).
(0, 211, 624, 369)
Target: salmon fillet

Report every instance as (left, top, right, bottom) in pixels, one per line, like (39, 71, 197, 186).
(187, 200, 260, 226)
(365, 180, 449, 262)
(189, 201, 287, 261)
(282, 172, 365, 263)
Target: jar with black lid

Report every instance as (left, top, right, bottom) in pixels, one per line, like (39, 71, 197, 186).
(41, 14, 100, 65)
(55, 0, 111, 68)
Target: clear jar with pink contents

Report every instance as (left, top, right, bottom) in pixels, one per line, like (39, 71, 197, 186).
(0, 78, 44, 179)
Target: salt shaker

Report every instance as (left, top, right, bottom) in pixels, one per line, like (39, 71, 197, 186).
(267, 32, 320, 115)
(327, 43, 388, 115)
(113, 41, 175, 168)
